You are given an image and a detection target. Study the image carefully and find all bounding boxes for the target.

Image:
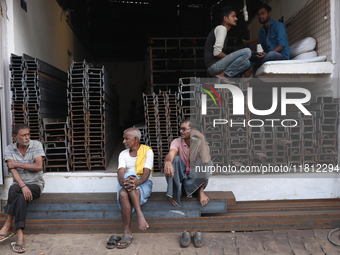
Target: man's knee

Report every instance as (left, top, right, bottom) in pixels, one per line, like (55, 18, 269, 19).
(119, 189, 129, 201)
(172, 156, 185, 173)
(172, 156, 182, 165)
(238, 48, 251, 59)
(244, 48, 251, 58)
(243, 60, 250, 69)
(265, 51, 283, 61)
(8, 184, 22, 200)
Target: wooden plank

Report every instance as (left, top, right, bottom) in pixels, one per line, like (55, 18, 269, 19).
(14, 210, 340, 234)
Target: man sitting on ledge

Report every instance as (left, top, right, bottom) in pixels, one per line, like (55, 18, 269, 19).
(164, 118, 213, 207)
(0, 123, 45, 253)
(107, 128, 153, 249)
(243, 4, 290, 78)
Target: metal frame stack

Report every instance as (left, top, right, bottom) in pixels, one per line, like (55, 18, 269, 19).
(250, 126, 265, 166)
(87, 66, 105, 170)
(178, 77, 199, 120)
(310, 97, 339, 165)
(10, 54, 26, 127)
(202, 88, 225, 165)
(68, 61, 119, 171)
(144, 78, 340, 172)
(143, 90, 180, 172)
(275, 126, 289, 166)
(299, 112, 317, 166)
(88, 65, 119, 170)
(43, 118, 69, 172)
(68, 60, 89, 170)
(23, 55, 41, 141)
(224, 84, 251, 168)
(156, 92, 171, 168)
(10, 53, 68, 143)
(133, 124, 148, 145)
(167, 92, 180, 141)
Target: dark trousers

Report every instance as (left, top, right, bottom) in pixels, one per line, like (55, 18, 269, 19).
(5, 184, 41, 230)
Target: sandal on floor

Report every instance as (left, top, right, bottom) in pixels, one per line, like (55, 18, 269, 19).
(106, 234, 121, 249)
(180, 229, 191, 247)
(193, 229, 204, 248)
(0, 233, 14, 243)
(10, 242, 26, 253)
(116, 235, 133, 249)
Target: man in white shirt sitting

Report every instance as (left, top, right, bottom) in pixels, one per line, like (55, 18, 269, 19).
(204, 6, 251, 81)
(108, 128, 153, 249)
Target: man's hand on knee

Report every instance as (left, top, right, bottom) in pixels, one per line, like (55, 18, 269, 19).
(21, 186, 33, 202)
(164, 162, 174, 178)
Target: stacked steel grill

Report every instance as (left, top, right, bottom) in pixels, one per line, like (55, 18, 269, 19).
(142, 91, 180, 172)
(10, 54, 68, 141)
(68, 61, 119, 171)
(68, 60, 88, 170)
(43, 118, 69, 172)
(10, 54, 68, 171)
(224, 84, 251, 167)
(251, 125, 289, 167)
(309, 97, 339, 166)
(178, 77, 199, 119)
(202, 87, 225, 165)
(173, 78, 339, 170)
(10, 55, 26, 126)
(133, 124, 148, 145)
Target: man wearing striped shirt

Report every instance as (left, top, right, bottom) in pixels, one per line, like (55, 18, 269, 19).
(0, 123, 45, 253)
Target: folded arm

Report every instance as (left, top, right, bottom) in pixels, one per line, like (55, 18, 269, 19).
(7, 156, 43, 172)
(7, 157, 43, 201)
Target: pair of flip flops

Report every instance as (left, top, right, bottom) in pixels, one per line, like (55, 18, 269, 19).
(10, 242, 26, 253)
(180, 229, 204, 248)
(0, 233, 15, 243)
(106, 234, 133, 249)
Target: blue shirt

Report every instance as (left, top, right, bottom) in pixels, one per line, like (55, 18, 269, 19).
(258, 19, 290, 60)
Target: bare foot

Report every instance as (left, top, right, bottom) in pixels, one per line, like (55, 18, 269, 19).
(0, 225, 13, 241)
(168, 197, 177, 206)
(243, 67, 254, 78)
(136, 212, 149, 230)
(215, 72, 227, 79)
(198, 191, 209, 207)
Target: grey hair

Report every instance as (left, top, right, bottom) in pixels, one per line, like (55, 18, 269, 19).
(124, 128, 141, 141)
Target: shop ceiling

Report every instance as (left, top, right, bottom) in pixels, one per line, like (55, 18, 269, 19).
(56, 0, 265, 61)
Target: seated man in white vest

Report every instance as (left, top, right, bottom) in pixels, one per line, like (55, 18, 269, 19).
(107, 128, 153, 249)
